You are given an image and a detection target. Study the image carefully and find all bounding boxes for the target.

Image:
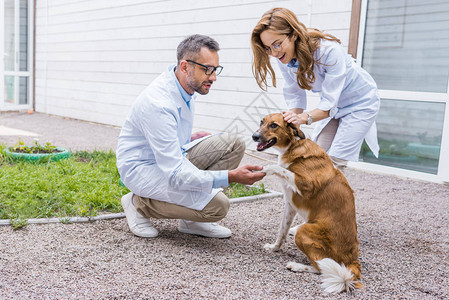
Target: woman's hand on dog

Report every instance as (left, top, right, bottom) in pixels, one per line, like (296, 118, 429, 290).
(228, 165, 266, 185)
(283, 109, 330, 126)
(283, 111, 305, 126)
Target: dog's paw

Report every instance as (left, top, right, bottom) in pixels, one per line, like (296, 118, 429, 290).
(262, 165, 292, 178)
(261, 165, 276, 176)
(264, 243, 280, 252)
(286, 262, 319, 273)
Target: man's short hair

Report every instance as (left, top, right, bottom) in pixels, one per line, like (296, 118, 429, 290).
(177, 34, 220, 64)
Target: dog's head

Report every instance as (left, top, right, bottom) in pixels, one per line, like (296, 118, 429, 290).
(252, 113, 306, 151)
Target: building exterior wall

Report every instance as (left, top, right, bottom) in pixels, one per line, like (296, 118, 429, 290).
(26, 0, 449, 182)
(34, 0, 353, 138)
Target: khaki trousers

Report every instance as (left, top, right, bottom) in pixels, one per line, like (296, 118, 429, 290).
(134, 133, 245, 222)
(315, 118, 348, 170)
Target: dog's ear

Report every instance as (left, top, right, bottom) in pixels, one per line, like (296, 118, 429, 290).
(287, 122, 306, 139)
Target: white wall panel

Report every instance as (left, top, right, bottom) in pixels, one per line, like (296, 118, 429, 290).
(35, 0, 352, 137)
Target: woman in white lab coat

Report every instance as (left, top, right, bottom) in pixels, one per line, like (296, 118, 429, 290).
(251, 7, 380, 169)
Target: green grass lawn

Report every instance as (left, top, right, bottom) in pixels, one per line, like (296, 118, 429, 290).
(223, 182, 266, 199)
(0, 148, 128, 228)
(0, 146, 265, 229)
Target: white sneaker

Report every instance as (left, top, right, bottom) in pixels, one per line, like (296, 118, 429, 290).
(178, 220, 232, 238)
(121, 192, 158, 238)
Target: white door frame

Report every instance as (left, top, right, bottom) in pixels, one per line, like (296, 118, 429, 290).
(1, 0, 34, 111)
(0, 1, 4, 107)
(350, 0, 449, 183)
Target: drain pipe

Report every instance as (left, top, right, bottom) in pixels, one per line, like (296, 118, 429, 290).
(32, 0, 36, 112)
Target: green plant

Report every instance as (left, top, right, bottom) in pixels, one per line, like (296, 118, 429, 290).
(0, 143, 14, 165)
(9, 218, 28, 230)
(60, 217, 71, 224)
(0, 143, 5, 164)
(10, 138, 59, 154)
(12, 138, 28, 152)
(223, 182, 266, 198)
(43, 141, 56, 152)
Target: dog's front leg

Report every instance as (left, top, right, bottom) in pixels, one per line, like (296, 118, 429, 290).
(262, 165, 301, 196)
(264, 188, 296, 252)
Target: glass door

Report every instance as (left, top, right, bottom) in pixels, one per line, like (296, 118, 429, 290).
(1, 0, 33, 111)
(357, 0, 449, 182)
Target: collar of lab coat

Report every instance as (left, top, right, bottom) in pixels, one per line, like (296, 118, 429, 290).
(167, 64, 196, 123)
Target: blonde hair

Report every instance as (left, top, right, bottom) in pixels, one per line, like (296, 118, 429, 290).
(251, 7, 341, 91)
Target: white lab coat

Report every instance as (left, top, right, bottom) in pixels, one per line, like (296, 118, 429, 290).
(277, 39, 380, 161)
(116, 65, 225, 210)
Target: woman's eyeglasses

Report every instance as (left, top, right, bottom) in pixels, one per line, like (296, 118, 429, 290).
(186, 60, 223, 76)
(264, 35, 290, 55)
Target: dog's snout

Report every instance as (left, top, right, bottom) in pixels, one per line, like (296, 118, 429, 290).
(252, 131, 261, 142)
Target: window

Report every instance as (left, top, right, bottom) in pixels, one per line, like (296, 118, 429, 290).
(360, 99, 444, 174)
(2, 0, 32, 109)
(359, 0, 449, 175)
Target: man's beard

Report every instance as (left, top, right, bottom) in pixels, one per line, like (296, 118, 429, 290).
(186, 72, 213, 95)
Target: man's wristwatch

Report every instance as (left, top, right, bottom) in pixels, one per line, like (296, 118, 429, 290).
(305, 112, 313, 125)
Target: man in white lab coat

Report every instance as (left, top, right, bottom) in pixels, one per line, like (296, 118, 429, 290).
(116, 35, 265, 239)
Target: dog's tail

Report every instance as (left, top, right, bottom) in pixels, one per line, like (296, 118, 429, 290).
(316, 258, 362, 294)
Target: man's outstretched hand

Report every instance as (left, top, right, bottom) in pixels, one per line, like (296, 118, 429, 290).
(228, 165, 266, 185)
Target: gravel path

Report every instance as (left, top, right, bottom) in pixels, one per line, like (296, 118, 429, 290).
(1, 112, 448, 299)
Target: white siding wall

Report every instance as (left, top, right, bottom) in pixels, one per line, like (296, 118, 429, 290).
(35, 0, 352, 145)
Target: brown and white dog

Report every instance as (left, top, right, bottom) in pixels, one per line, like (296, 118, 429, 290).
(252, 113, 362, 294)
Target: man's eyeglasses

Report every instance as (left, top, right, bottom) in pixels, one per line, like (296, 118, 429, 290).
(186, 60, 223, 76)
(264, 35, 290, 55)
